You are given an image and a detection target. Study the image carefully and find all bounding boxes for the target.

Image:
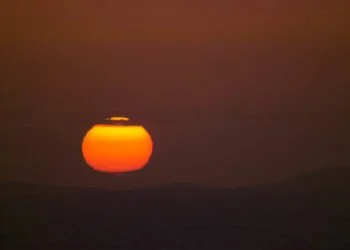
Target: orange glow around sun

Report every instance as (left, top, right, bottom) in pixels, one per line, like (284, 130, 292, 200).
(82, 118, 153, 173)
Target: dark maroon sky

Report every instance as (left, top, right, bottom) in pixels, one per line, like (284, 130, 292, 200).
(1, 0, 349, 189)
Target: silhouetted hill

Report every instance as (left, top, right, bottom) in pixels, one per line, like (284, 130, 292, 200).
(1, 167, 349, 250)
(270, 166, 350, 191)
(139, 182, 211, 190)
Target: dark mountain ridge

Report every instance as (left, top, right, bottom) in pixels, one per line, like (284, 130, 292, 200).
(3, 166, 349, 193)
(1, 167, 349, 250)
(270, 166, 350, 191)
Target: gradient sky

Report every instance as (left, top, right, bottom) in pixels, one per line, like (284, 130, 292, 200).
(1, 0, 349, 189)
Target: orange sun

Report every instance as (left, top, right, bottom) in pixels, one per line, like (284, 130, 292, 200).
(82, 117, 153, 173)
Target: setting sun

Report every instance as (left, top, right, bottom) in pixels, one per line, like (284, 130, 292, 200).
(82, 117, 153, 173)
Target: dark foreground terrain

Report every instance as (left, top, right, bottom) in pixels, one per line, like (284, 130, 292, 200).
(1, 167, 349, 250)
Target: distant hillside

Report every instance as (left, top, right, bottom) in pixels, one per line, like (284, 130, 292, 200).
(267, 166, 350, 192)
(2, 166, 349, 194)
(1, 167, 349, 250)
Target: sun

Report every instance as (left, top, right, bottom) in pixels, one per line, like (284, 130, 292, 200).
(82, 117, 153, 173)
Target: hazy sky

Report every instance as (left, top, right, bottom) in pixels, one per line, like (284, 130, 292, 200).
(1, 0, 349, 188)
